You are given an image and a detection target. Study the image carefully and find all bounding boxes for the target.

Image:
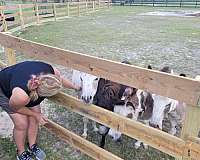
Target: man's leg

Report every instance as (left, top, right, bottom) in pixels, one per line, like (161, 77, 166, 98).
(28, 105, 41, 147)
(27, 105, 46, 160)
(9, 113, 28, 155)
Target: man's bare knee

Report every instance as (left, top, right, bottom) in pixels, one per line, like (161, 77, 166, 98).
(9, 113, 28, 131)
(14, 121, 28, 131)
(30, 105, 41, 114)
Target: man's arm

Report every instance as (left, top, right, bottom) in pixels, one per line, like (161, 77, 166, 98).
(53, 67, 81, 91)
(9, 87, 47, 125)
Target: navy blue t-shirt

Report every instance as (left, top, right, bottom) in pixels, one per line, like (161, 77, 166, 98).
(0, 61, 54, 107)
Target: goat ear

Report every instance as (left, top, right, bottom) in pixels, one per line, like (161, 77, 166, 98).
(147, 65, 152, 69)
(179, 73, 186, 77)
(160, 66, 171, 73)
(131, 88, 137, 95)
(124, 87, 133, 96)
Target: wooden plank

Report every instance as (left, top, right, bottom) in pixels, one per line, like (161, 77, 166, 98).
(0, 33, 200, 106)
(0, 60, 7, 67)
(93, 1, 95, 11)
(56, 12, 66, 16)
(5, 48, 16, 65)
(181, 107, 200, 140)
(67, 2, 70, 16)
(53, 3, 57, 21)
(21, 4, 35, 9)
(2, 5, 18, 11)
(179, 106, 200, 160)
(77, 2, 80, 16)
(44, 119, 123, 160)
(35, 4, 40, 24)
(22, 10, 35, 14)
(39, 9, 53, 13)
(49, 92, 186, 158)
(86, 1, 88, 13)
(18, 4, 24, 29)
(107, 0, 110, 8)
(0, 10, 8, 32)
(183, 136, 200, 160)
(38, 3, 53, 7)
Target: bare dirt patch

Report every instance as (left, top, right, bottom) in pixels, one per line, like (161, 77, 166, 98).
(140, 11, 200, 17)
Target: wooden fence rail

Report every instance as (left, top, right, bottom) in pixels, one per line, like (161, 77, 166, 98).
(0, 33, 199, 107)
(44, 119, 123, 160)
(112, 0, 200, 8)
(0, 1, 109, 32)
(49, 92, 185, 158)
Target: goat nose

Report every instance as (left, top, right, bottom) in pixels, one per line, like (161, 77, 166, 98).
(82, 96, 90, 103)
(149, 122, 160, 129)
(86, 97, 90, 103)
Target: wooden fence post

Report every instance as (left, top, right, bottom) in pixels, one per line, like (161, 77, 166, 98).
(77, 2, 80, 16)
(180, 0, 182, 7)
(107, 0, 110, 8)
(92, 1, 95, 11)
(98, 0, 100, 8)
(86, 0, 88, 13)
(5, 48, 16, 65)
(35, 3, 40, 24)
(0, 9, 8, 32)
(67, 2, 70, 16)
(53, 3, 57, 21)
(179, 106, 200, 160)
(19, 4, 24, 29)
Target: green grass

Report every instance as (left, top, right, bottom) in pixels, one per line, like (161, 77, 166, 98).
(14, 6, 200, 77)
(1, 5, 200, 160)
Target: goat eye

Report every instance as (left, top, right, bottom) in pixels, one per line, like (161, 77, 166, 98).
(95, 78, 98, 80)
(80, 77, 83, 81)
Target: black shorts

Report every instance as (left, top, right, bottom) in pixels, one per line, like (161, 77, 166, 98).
(0, 87, 15, 114)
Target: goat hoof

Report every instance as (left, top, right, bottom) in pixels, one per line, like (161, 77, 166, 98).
(81, 133, 87, 139)
(93, 128, 99, 132)
(116, 137, 122, 143)
(169, 129, 176, 136)
(143, 144, 148, 149)
(134, 143, 141, 149)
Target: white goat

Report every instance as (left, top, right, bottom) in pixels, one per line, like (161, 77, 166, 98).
(72, 70, 99, 138)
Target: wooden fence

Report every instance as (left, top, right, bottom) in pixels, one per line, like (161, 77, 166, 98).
(112, 0, 200, 8)
(0, 1, 110, 32)
(1, 2, 200, 160)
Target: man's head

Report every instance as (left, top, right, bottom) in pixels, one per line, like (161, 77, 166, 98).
(27, 74, 62, 101)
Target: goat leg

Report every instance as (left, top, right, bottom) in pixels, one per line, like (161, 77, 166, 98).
(99, 128, 110, 148)
(82, 117, 89, 138)
(92, 121, 98, 132)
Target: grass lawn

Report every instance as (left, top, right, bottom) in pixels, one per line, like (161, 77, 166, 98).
(1, 5, 200, 160)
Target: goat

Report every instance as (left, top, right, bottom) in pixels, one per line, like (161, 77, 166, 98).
(72, 61, 131, 148)
(108, 87, 153, 149)
(72, 70, 99, 138)
(109, 65, 186, 149)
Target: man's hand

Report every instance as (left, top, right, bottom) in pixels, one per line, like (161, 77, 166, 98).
(74, 85, 82, 92)
(34, 113, 48, 125)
